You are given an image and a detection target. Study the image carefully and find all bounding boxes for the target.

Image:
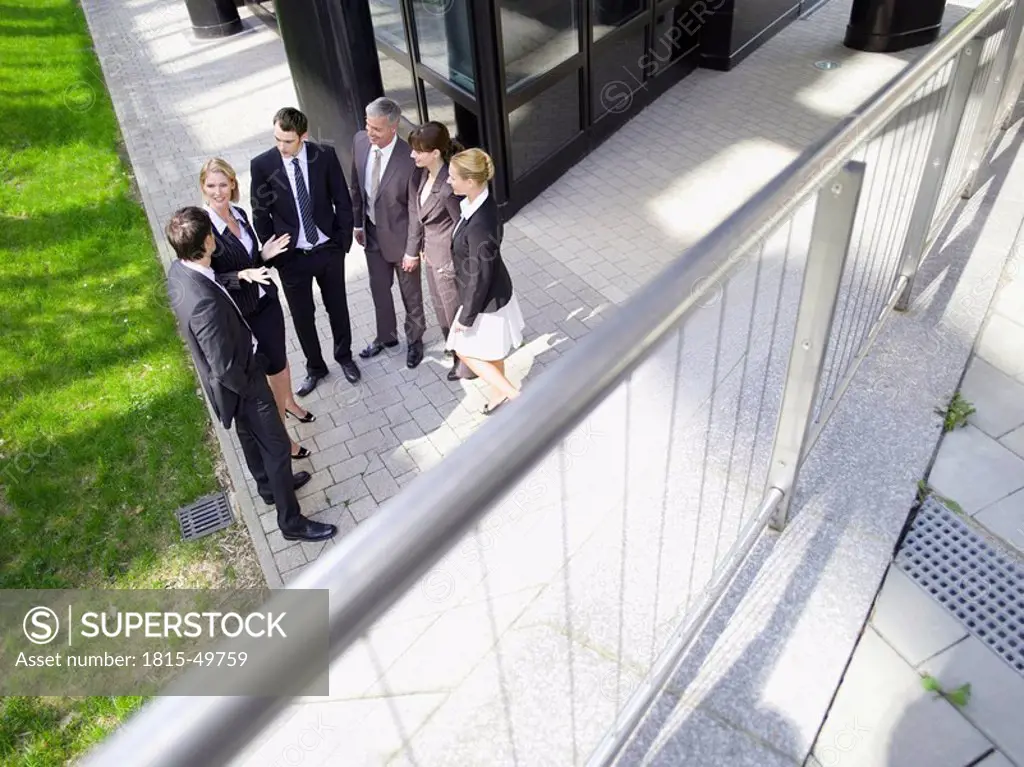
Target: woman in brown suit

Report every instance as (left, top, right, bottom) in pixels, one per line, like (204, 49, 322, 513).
(405, 122, 471, 381)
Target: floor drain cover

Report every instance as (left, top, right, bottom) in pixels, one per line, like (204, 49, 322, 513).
(175, 492, 234, 541)
(896, 496, 1024, 675)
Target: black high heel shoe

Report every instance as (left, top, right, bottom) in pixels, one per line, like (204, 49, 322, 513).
(286, 407, 315, 423)
(291, 445, 311, 460)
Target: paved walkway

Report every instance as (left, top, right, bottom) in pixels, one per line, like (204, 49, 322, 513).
(809, 165, 1024, 765)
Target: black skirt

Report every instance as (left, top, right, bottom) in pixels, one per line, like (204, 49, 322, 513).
(247, 293, 288, 376)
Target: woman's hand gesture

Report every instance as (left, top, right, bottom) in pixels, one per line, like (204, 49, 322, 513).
(239, 267, 272, 285)
(260, 233, 291, 261)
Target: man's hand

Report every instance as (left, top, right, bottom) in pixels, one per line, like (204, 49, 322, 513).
(401, 255, 419, 273)
(354, 228, 365, 247)
(260, 233, 290, 261)
(239, 267, 272, 285)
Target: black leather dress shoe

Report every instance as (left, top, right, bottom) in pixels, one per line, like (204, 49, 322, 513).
(281, 517, 337, 542)
(261, 471, 313, 506)
(407, 340, 424, 369)
(358, 340, 398, 358)
(296, 374, 325, 397)
(339, 359, 361, 383)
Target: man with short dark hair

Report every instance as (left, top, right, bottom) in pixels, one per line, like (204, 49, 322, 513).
(164, 206, 336, 543)
(250, 107, 360, 397)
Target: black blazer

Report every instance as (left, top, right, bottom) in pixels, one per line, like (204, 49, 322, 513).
(451, 193, 513, 327)
(249, 141, 354, 257)
(208, 205, 278, 318)
(167, 260, 265, 430)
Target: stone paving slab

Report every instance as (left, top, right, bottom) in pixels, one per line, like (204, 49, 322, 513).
(812, 628, 991, 767)
(1001, 425, 1024, 458)
(974, 489, 1024, 555)
(978, 751, 1016, 767)
(928, 425, 1024, 515)
(920, 636, 1024, 763)
(959, 356, 1024, 440)
(870, 567, 970, 667)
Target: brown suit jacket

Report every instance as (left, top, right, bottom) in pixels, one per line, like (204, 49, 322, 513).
(350, 131, 415, 264)
(406, 164, 463, 270)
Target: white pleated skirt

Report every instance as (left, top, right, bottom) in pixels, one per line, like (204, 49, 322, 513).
(445, 293, 525, 361)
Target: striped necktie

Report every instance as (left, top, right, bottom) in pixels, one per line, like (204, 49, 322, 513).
(291, 157, 319, 247)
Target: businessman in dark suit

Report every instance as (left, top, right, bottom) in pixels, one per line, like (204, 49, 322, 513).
(164, 206, 336, 543)
(351, 97, 425, 369)
(250, 107, 361, 397)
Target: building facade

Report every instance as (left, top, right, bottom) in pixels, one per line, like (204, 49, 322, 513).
(266, 0, 813, 219)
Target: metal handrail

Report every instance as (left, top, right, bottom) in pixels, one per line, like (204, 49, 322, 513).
(82, 0, 1015, 763)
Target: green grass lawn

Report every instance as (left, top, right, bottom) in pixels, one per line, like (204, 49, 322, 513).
(0, 0, 262, 762)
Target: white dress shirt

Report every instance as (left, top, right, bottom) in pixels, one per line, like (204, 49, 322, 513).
(181, 259, 258, 354)
(363, 133, 398, 203)
(205, 204, 265, 299)
(282, 143, 329, 250)
(453, 187, 489, 237)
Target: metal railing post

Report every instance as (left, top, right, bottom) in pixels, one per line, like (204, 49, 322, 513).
(894, 41, 983, 311)
(765, 161, 866, 532)
(963, 0, 1024, 196)
(997, 2, 1024, 127)
(997, 51, 1024, 128)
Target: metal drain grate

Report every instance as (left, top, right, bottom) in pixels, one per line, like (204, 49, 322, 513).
(896, 496, 1024, 675)
(175, 492, 234, 541)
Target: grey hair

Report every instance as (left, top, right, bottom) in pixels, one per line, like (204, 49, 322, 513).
(366, 97, 401, 124)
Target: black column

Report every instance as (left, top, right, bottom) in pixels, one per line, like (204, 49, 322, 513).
(273, 1, 384, 175)
(467, 0, 510, 211)
(184, 0, 243, 38)
(844, 0, 946, 52)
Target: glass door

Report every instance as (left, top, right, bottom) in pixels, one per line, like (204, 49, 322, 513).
(366, 0, 481, 146)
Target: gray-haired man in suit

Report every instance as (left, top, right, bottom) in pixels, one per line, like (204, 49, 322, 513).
(351, 97, 425, 369)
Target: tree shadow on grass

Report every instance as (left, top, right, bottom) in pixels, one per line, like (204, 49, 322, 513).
(0, 384, 221, 589)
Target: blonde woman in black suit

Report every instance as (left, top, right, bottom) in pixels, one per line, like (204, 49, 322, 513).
(406, 121, 472, 381)
(446, 148, 525, 415)
(199, 158, 313, 460)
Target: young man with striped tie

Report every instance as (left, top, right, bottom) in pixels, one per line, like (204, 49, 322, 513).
(250, 107, 361, 397)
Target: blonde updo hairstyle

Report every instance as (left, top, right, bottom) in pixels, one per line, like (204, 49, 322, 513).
(450, 148, 495, 186)
(199, 157, 240, 203)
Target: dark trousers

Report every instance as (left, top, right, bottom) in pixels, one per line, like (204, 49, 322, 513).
(365, 221, 426, 345)
(234, 376, 301, 530)
(277, 241, 352, 378)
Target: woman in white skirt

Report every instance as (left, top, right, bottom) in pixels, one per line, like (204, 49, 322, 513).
(445, 148, 525, 415)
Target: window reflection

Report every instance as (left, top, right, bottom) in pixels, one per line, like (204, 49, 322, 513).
(499, 0, 580, 91)
(591, 26, 645, 119)
(649, 2, 700, 77)
(369, 0, 408, 52)
(592, 0, 644, 41)
(422, 80, 481, 148)
(508, 73, 580, 178)
(376, 51, 420, 123)
(411, 0, 476, 92)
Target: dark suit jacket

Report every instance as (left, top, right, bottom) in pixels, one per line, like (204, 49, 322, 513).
(451, 193, 513, 327)
(406, 164, 462, 270)
(249, 141, 354, 256)
(167, 259, 265, 430)
(350, 132, 416, 264)
(208, 204, 278, 317)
